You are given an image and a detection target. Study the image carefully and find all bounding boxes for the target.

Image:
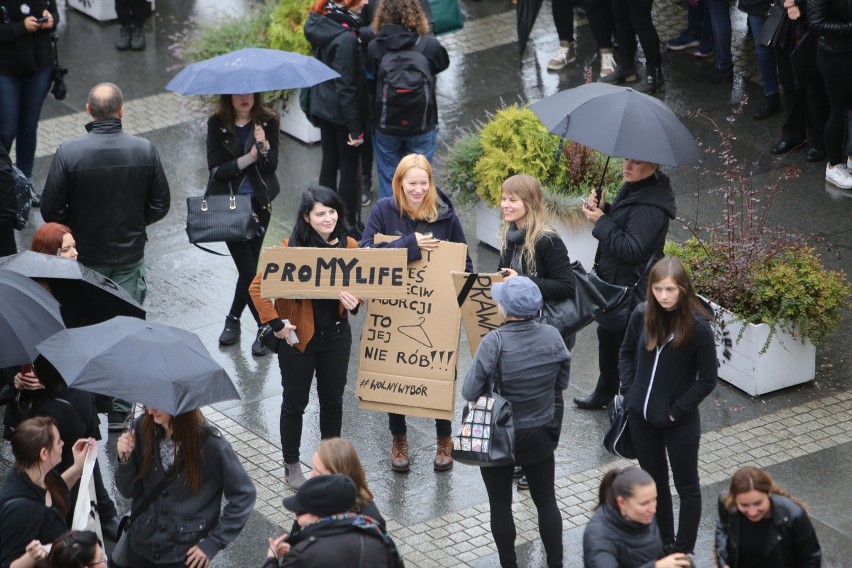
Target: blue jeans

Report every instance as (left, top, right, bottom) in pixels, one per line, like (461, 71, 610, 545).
(373, 127, 438, 199)
(0, 65, 53, 178)
(705, 0, 732, 70)
(747, 14, 779, 96)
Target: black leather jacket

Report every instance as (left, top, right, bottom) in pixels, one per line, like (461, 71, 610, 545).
(808, 0, 852, 53)
(583, 504, 664, 568)
(41, 119, 170, 265)
(715, 493, 822, 568)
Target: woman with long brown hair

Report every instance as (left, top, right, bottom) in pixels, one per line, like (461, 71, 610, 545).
(619, 256, 717, 555)
(115, 408, 255, 567)
(0, 417, 92, 568)
(207, 92, 280, 357)
(715, 466, 821, 568)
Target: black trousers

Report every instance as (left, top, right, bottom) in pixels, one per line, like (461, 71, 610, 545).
(318, 119, 361, 226)
(817, 49, 852, 165)
(593, 324, 625, 399)
(610, 0, 661, 68)
(278, 321, 351, 464)
(115, 0, 150, 26)
(630, 410, 702, 553)
(552, 0, 575, 42)
(480, 429, 562, 568)
(582, 0, 615, 50)
(0, 226, 15, 257)
(776, 49, 829, 151)
(224, 202, 270, 326)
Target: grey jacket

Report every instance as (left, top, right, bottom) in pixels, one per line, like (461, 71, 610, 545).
(462, 319, 570, 429)
(115, 421, 256, 564)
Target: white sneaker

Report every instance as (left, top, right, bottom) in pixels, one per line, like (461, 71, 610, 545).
(547, 41, 576, 70)
(826, 163, 852, 189)
(600, 51, 616, 78)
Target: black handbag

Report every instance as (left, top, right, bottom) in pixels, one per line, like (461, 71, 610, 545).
(186, 167, 259, 251)
(256, 322, 283, 353)
(603, 394, 635, 459)
(758, 4, 791, 49)
(540, 261, 607, 338)
(452, 331, 515, 467)
(592, 255, 658, 333)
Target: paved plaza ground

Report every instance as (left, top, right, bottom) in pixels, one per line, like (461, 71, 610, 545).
(2, 1, 851, 566)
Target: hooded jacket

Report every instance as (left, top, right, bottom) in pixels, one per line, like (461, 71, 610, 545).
(808, 0, 852, 53)
(0, 0, 58, 75)
(715, 493, 822, 568)
(360, 188, 473, 271)
(619, 302, 718, 429)
(41, 119, 171, 266)
(304, 11, 370, 138)
(593, 172, 676, 294)
(583, 503, 664, 568)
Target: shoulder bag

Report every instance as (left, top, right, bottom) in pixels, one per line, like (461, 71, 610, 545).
(428, 0, 464, 35)
(451, 331, 515, 467)
(603, 393, 635, 459)
(758, 4, 791, 49)
(540, 261, 606, 338)
(111, 465, 180, 568)
(591, 255, 658, 333)
(186, 167, 259, 254)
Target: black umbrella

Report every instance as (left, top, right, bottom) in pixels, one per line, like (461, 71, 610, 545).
(35, 317, 239, 416)
(0, 251, 145, 325)
(529, 83, 704, 167)
(0, 269, 65, 368)
(517, 0, 545, 56)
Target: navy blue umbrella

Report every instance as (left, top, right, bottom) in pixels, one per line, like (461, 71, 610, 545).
(165, 48, 340, 96)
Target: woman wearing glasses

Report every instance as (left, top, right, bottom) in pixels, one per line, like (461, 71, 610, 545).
(574, 158, 676, 411)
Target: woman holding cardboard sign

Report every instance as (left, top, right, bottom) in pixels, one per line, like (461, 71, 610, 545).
(361, 153, 472, 473)
(250, 186, 361, 492)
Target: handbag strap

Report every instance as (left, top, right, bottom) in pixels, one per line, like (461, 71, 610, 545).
(203, 166, 235, 199)
(490, 330, 504, 395)
(192, 243, 230, 256)
(128, 462, 181, 525)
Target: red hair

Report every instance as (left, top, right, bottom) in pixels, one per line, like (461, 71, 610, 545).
(31, 223, 73, 255)
(311, 0, 363, 14)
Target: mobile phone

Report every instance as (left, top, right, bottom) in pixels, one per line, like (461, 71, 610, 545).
(35, 15, 49, 23)
(281, 320, 299, 345)
(579, 197, 589, 206)
(20, 364, 33, 375)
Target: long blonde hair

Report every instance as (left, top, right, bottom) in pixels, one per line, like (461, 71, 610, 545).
(392, 154, 439, 223)
(499, 174, 556, 275)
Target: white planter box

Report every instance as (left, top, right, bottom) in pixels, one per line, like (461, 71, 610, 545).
(475, 202, 597, 270)
(67, 0, 117, 21)
(278, 92, 321, 144)
(712, 303, 816, 397)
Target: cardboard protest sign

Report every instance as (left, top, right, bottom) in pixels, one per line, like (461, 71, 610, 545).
(357, 239, 467, 421)
(259, 247, 408, 299)
(452, 272, 505, 357)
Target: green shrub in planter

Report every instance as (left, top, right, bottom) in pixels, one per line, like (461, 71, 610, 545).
(441, 131, 483, 207)
(267, 1, 311, 55)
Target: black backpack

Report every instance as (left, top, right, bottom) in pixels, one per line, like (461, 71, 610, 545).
(375, 37, 436, 136)
(12, 165, 32, 231)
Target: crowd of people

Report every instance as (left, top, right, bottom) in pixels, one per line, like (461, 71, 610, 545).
(0, 0, 841, 566)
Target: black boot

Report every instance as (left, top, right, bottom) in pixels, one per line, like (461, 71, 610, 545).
(573, 391, 609, 410)
(635, 66, 665, 95)
(599, 64, 638, 85)
(752, 94, 780, 120)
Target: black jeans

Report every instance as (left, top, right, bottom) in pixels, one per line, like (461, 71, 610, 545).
(115, 0, 150, 26)
(610, 0, 661, 68)
(552, 0, 575, 42)
(224, 202, 271, 326)
(388, 413, 452, 437)
(480, 430, 562, 568)
(0, 226, 15, 257)
(817, 49, 852, 166)
(582, 0, 615, 50)
(630, 410, 702, 553)
(777, 48, 829, 151)
(318, 119, 361, 227)
(278, 321, 351, 464)
(593, 325, 625, 399)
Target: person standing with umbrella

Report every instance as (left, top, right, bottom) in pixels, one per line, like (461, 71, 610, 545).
(115, 407, 256, 567)
(304, 0, 371, 230)
(207, 93, 280, 357)
(573, 157, 676, 410)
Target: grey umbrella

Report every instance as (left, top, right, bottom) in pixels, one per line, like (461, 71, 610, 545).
(529, 83, 703, 167)
(0, 269, 65, 367)
(35, 317, 239, 416)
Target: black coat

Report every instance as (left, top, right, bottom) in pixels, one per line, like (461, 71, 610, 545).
(41, 119, 171, 266)
(583, 503, 664, 568)
(715, 493, 822, 568)
(808, 0, 852, 53)
(0, 143, 15, 230)
(593, 173, 676, 296)
(206, 114, 280, 208)
(304, 12, 371, 138)
(619, 303, 718, 428)
(499, 230, 576, 301)
(0, 0, 59, 74)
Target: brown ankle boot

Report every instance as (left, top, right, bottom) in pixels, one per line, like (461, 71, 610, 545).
(391, 434, 410, 472)
(433, 436, 454, 471)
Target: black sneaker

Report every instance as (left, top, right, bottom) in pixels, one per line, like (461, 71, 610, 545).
(361, 192, 372, 207)
(115, 26, 131, 51)
(251, 336, 269, 357)
(516, 476, 529, 490)
(108, 411, 130, 432)
(130, 25, 146, 51)
(219, 315, 240, 345)
(513, 466, 524, 479)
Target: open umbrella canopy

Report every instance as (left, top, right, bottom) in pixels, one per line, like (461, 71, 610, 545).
(165, 48, 341, 96)
(0, 251, 145, 325)
(516, 0, 545, 56)
(529, 83, 703, 167)
(0, 269, 65, 367)
(35, 317, 239, 416)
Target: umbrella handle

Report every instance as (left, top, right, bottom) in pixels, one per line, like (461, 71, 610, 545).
(555, 119, 571, 164)
(595, 156, 611, 204)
